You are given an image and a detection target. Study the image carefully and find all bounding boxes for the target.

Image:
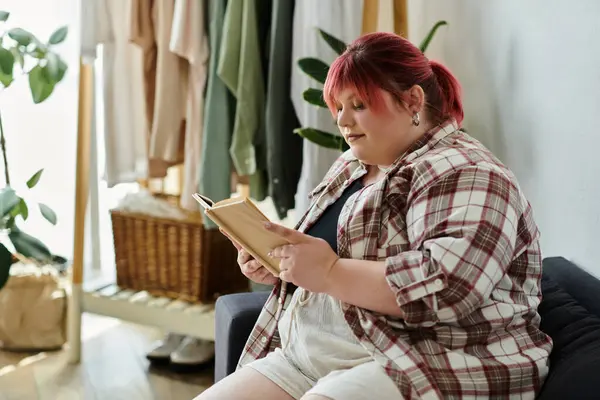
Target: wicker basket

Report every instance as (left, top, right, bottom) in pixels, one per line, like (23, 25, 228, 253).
(110, 207, 249, 303)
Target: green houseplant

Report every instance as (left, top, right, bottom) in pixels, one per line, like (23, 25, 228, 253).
(295, 21, 449, 151)
(0, 10, 69, 290)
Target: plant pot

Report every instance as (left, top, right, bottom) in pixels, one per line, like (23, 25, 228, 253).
(0, 262, 67, 351)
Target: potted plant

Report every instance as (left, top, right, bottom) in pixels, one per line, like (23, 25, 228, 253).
(294, 21, 449, 150)
(0, 10, 69, 291)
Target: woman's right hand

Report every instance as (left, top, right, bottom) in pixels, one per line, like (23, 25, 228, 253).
(220, 229, 279, 285)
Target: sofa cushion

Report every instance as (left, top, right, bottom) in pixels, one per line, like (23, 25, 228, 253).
(536, 275, 600, 399)
(214, 292, 270, 382)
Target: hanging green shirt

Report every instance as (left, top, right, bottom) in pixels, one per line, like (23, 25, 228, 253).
(198, 0, 236, 228)
(217, 0, 269, 201)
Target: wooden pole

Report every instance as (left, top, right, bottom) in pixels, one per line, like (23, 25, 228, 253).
(393, 0, 408, 37)
(68, 58, 93, 364)
(361, 0, 380, 34)
(361, 0, 408, 37)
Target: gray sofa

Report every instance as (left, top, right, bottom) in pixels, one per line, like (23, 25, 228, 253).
(214, 257, 600, 399)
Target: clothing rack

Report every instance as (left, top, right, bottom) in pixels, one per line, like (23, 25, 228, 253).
(66, 59, 219, 363)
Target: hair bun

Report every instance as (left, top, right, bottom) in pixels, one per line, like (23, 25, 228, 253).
(429, 60, 464, 125)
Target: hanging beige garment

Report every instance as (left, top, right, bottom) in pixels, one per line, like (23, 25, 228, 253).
(130, 0, 156, 131)
(130, 0, 188, 179)
(169, 0, 210, 210)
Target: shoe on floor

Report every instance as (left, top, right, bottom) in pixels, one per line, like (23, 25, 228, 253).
(170, 337, 215, 371)
(146, 333, 185, 363)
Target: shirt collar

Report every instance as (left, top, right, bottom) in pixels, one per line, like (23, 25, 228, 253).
(399, 119, 460, 163)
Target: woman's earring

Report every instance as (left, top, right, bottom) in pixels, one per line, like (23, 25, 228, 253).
(412, 112, 420, 126)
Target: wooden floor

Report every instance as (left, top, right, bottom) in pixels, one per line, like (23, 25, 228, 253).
(0, 313, 213, 400)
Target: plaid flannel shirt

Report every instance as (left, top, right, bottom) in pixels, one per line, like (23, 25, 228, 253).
(238, 120, 553, 399)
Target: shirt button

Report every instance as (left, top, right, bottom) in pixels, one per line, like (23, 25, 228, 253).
(273, 178, 279, 184)
(434, 279, 443, 287)
(261, 336, 268, 344)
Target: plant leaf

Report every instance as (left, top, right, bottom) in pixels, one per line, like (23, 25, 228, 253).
(8, 227, 52, 262)
(8, 28, 35, 47)
(0, 48, 15, 74)
(0, 47, 14, 87)
(51, 254, 67, 265)
(17, 198, 28, 221)
(48, 26, 68, 45)
(9, 202, 20, 218)
(0, 187, 20, 217)
(294, 127, 345, 151)
(26, 168, 43, 188)
(39, 203, 57, 225)
(28, 65, 55, 104)
(318, 29, 347, 55)
(0, 71, 12, 87)
(30, 44, 47, 59)
(0, 243, 13, 290)
(10, 46, 24, 69)
(55, 57, 68, 81)
(418, 20, 448, 53)
(303, 88, 327, 108)
(0, 11, 10, 22)
(298, 58, 329, 84)
(45, 52, 68, 83)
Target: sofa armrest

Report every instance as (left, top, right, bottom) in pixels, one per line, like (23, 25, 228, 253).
(214, 291, 269, 383)
(543, 256, 600, 317)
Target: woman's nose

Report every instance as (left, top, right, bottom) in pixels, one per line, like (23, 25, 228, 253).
(337, 110, 355, 128)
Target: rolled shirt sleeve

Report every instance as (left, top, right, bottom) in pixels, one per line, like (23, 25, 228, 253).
(385, 165, 520, 326)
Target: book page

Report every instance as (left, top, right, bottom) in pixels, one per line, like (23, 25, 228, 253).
(192, 193, 214, 210)
(212, 196, 246, 207)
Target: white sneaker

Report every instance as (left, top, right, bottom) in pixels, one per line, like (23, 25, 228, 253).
(146, 333, 185, 362)
(170, 337, 215, 366)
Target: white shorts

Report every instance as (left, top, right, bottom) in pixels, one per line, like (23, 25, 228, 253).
(245, 348, 403, 400)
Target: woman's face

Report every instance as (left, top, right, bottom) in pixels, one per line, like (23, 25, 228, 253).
(334, 87, 421, 166)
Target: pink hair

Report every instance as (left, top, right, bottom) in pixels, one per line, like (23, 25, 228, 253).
(323, 32, 464, 126)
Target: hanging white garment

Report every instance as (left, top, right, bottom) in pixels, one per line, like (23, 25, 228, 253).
(80, 0, 112, 64)
(87, 0, 148, 187)
(291, 0, 364, 217)
(169, 0, 210, 210)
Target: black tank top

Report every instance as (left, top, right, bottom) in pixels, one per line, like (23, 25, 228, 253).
(304, 179, 364, 254)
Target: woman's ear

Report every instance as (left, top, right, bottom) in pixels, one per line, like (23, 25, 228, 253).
(405, 85, 426, 115)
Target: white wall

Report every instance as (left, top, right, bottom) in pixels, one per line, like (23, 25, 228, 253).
(408, 0, 600, 275)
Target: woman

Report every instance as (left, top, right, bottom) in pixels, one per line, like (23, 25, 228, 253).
(198, 32, 552, 400)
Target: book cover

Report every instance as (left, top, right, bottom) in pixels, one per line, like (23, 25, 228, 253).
(192, 194, 288, 275)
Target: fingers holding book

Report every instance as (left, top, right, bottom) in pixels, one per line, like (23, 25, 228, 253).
(237, 248, 252, 265)
(265, 222, 339, 292)
(240, 257, 279, 285)
(222, 228, 279, 285)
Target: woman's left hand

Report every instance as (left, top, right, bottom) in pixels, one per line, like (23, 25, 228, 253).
(265, 222, 339, 293)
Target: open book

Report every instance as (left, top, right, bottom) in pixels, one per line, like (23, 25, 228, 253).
(192, 193, 288, 276)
